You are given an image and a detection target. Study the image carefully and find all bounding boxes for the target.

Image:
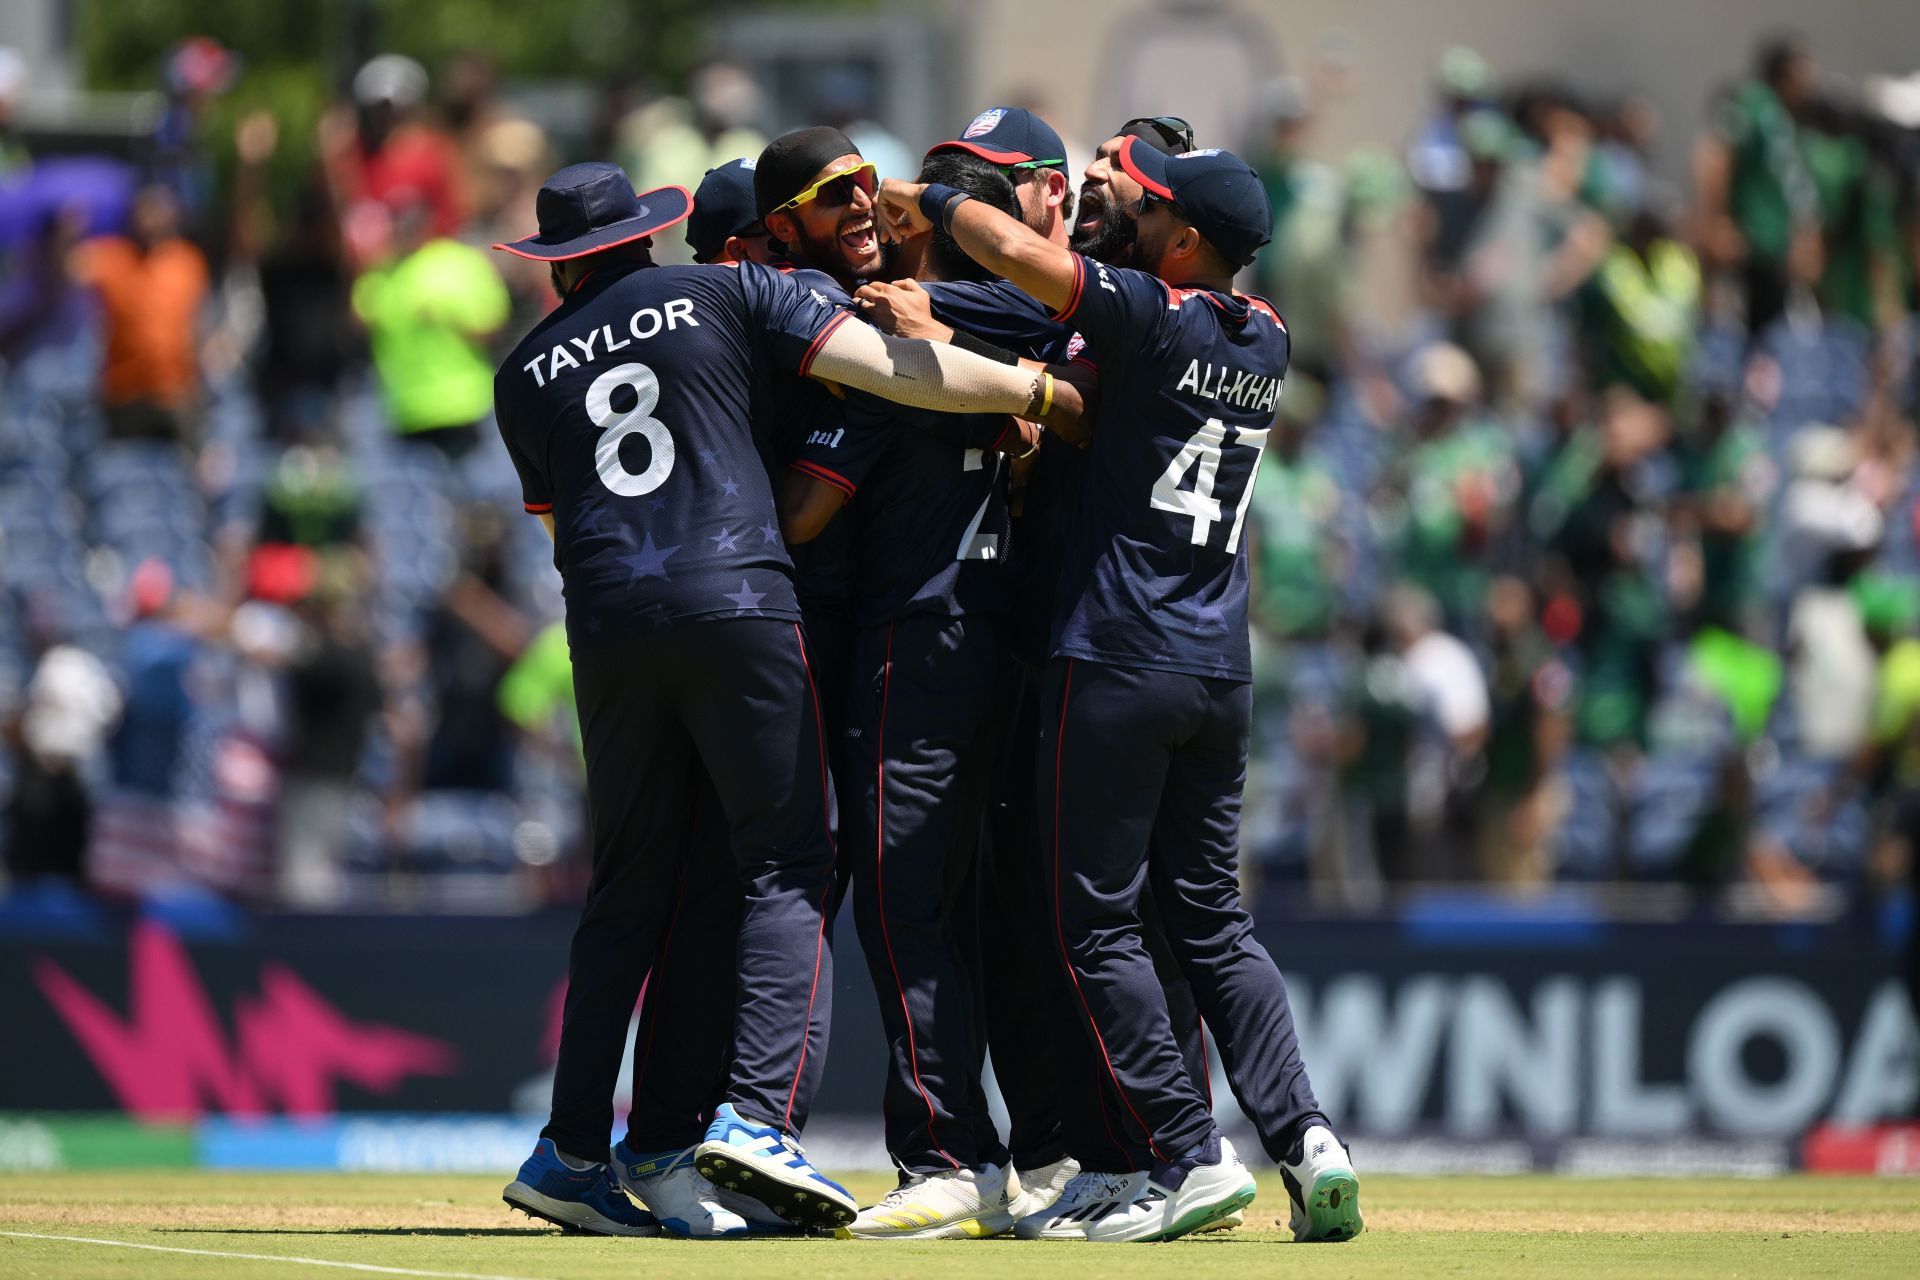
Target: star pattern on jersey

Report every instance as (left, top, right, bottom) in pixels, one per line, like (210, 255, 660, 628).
(711, 527, 740, 554)
(759, 517, 782, 546)
(578, 506, 615, 540)
(618, 532, 680, 584)
(1193, 601, 1228, 630)
(721, 476, 742, 497)
(723, 579, 765, 613)
(649, 495, 669, 514)
(699, 449, 719, 466)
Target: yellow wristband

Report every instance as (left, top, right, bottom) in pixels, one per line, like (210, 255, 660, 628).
(1040, 371, 1055, 417)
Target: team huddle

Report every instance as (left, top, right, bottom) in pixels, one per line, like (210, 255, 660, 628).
(488, 104, 1364, 1246)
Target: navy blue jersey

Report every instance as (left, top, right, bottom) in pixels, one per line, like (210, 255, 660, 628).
(789, 384, 1012, 628)
(765, 267, 860, 617)
(494, 259, 851, 647)
(924, 279, 1093, 665)
(923, 278, 1076, 364)
(1047, 254, 1288, 682)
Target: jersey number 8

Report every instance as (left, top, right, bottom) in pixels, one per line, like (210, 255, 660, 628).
(588, 362, 674, 497)
(1151, 418, 1269, 552)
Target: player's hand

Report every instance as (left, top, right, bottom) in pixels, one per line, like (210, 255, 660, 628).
(875, 178, 932, 244)
(854, 278, 952, 342)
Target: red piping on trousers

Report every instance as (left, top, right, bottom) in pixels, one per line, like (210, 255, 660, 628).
(873, 620, 961, 1169)
(1051, 658, 1168, 1162)
(1198, 1015, 1213, 1107)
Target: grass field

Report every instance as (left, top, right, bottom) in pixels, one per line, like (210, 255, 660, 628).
(2, 1171, 1917, 1279)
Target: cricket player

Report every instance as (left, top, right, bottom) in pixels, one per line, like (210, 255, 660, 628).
(854, 116, 1228, 1232)
(874, 137, 1364, 1243)
(771, 123, 1041, 1238)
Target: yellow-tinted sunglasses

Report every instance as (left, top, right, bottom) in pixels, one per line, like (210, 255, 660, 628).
(769, 161, 877, 214)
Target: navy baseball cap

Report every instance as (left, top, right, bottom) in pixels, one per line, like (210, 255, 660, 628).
(494, 162, 692, 262)
(1116, 136, 1271, 266)
(927, 106, 1066, 167)
(686, 158, 762, 263)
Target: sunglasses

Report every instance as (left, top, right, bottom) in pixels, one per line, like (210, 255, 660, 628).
(1134, 189, 1184, 220)
(996, 157, 1067, 176)
(769, 161, 877, 213)
(1121, 115, 1195, 154)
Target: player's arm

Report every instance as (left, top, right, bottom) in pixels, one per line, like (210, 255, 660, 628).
(805, 317, 1085, 433)
(873, 178, 1078, 314)
(494, 370, 557, 536)
(779, 470, 847, 544)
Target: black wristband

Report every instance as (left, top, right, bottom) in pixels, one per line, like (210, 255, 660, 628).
(951, 329, 1019, 365)
(918, 182, 972, 232)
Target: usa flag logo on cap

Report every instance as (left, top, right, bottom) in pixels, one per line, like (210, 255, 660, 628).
(964, 108, 1006, 139)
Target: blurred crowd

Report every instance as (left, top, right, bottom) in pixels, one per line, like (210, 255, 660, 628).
(2, 31, 1919, 916)
(1239, 38, 1920, 913)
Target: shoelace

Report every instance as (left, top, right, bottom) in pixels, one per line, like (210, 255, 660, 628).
(878, 1176, 930, 1208)
(655, 1145, 698, 1180)
(1057, 1171, 1126, 1207)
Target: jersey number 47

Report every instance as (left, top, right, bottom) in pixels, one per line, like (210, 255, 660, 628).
(1150, 418, 1269, 553)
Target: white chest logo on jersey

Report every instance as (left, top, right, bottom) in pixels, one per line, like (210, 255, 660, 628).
(1094, 263, 1117, 294)
(963, 108, 1006, 139)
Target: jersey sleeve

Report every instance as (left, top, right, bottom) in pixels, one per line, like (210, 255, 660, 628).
(738, 261, 856, 379)
(924, 279, 1064, 353)
(1048, 254, 1169, 363)
(492, 367, 553, 514)
(789, 393, 891, 497)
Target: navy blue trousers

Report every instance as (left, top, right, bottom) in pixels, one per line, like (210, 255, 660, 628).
(984, 658, 1211, 1172)
(544, 618, 836, 1162)
(847, 611, 1010, 1174)
(1036, 656, 1324, 1166)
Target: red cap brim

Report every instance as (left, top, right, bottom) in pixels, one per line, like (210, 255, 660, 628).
(1116, 135, 1175, 201)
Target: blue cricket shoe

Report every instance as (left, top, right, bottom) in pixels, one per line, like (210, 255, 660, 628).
(503, 1137, 660, 1236)
(692, 1103, 858, 1230)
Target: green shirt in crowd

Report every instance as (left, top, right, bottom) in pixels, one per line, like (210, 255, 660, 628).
(1719, 80, 1819, 267)
(353, 238, 510, 435)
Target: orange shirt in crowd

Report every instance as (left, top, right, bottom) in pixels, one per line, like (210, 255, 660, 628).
(74, 236, 209, 407)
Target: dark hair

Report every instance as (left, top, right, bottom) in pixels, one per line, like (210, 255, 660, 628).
(1756, 35, 1807, 89)
(915, 151, 1023, 283)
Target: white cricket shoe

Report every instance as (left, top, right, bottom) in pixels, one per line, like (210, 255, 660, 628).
(615, 1142, 792, 1238)
(840, 1163, 1012, 1239)
(1012, 1169, 1147, 1239)
(1007, 1156, 1080, 1221)
(1280, 1124, 1363, 1241)
(1082, 1134, 1256, 1244)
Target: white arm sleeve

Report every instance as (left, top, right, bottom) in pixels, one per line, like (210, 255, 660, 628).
(808, 319, 1036, 416)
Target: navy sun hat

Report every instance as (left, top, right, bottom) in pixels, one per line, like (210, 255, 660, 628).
(686, 158, 761, 263)
(927, 106, 1066, 167)
(1116, 136, 1272, 266)
(494, 162, 692, 262)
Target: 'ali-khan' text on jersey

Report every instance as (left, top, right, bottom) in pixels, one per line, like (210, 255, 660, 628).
(1047, 253, 1289, 682)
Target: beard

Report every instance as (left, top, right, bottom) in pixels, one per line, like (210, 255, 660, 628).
(789, 218, 890, 284)
(1069, 185, 1137, 267)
